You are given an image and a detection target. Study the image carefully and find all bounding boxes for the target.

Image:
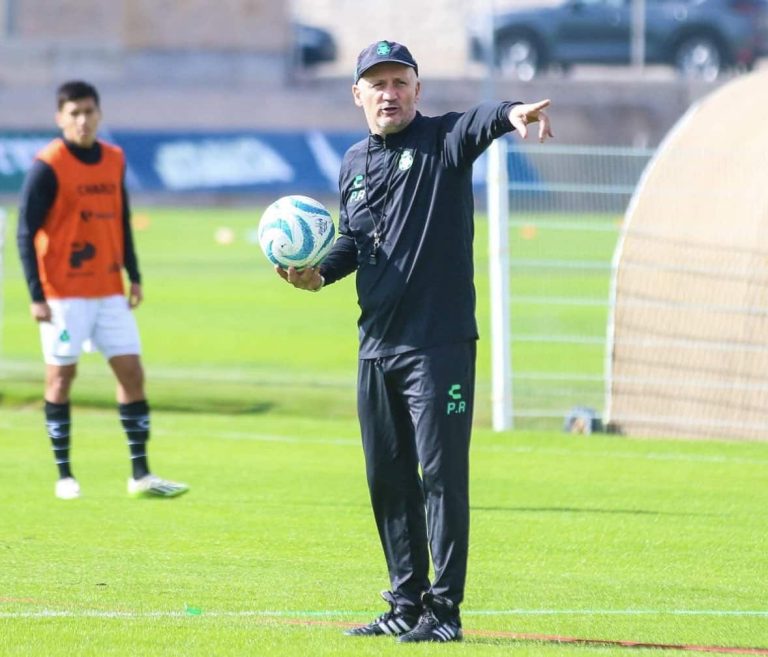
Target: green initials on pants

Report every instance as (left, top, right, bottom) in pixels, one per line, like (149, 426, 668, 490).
(447, 384, 466, 415)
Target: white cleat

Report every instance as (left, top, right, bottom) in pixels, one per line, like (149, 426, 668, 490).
(55, 477, 81, 500)
(127, 474, 189, 498)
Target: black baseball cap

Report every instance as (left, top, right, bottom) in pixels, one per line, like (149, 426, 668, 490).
(355, 40, 419, 81)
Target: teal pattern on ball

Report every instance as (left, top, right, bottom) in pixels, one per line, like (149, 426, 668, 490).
(258, 195, 335, 270)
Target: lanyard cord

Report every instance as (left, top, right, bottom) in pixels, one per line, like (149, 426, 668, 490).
(363, 134, 398, 264)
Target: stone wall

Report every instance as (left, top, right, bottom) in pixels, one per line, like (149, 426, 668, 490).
(2, 0, 288, 49)
(121, 0, 287, 50)
(0, 0, 291, 87)
(0, 0, 735, 146)
(0, 0, 556, 85)
(5, 0, 123, 44)
(290, 0, 559, 78)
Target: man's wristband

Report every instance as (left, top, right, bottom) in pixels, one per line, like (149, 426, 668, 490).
(311, 275, 325, 292)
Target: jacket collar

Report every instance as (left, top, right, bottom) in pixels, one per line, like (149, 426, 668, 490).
(369, 112, 422, 147)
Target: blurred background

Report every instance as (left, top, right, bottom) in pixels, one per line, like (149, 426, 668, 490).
(3, 0, 768, 434)
(2, 0, 766, 202)
(1, 0, 765, 140)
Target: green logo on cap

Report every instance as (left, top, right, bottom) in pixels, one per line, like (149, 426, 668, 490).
(377, 42, 391, 55)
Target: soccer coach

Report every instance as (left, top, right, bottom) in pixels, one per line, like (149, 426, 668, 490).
(279, 40, 553, 643)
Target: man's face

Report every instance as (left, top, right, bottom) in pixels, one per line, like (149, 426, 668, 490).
(56, 97, 101, 147)
(353, 63, 420, 136)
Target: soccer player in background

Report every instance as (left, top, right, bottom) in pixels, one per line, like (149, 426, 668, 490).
(279, 41, 553, 642)
(16, 80, 189, 500)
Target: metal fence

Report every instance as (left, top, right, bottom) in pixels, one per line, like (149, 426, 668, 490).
(486, 139, 654, 431)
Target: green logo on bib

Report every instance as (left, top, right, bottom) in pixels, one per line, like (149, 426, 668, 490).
(59, 330, 70, 343)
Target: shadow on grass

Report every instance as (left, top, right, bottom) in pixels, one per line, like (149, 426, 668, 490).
(1, 371, 360, 418)
(0, 391, 277, 415)
(473, 506, 717, 517)
(464, 632, 768, 655)
(151, 400, 276, 415)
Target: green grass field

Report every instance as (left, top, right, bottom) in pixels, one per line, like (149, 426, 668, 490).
(1, 207, 767, 656)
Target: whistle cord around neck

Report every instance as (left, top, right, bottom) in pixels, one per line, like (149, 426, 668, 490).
(363, 135, 399, 265)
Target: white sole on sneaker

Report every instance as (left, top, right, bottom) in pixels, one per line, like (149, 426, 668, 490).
(55, 477, 81, 500)
(127, 474, 189, 498)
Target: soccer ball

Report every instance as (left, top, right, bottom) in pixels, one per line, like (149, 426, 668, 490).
(257, 195, 335, 269)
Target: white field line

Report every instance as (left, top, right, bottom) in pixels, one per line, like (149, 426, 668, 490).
(160, 428, 768, 467)
(2, 418, 765, 466)
(1, 608, 767, 620)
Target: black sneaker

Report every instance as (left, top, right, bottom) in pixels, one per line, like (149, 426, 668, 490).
(397, 592, 463, 643)
(344, 590, 421, 637)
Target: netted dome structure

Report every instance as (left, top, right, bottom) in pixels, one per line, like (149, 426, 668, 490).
(606, 71, 768, 440)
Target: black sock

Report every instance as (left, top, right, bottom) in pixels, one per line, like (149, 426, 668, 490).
(45, 400, 73, 479)
(119, 400, 150, 480)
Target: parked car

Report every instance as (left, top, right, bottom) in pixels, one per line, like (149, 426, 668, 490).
(294, 23, 337, 67)
(470, 0, 768, 81)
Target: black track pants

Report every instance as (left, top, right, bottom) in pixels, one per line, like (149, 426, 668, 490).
(357, 341, 476, 609)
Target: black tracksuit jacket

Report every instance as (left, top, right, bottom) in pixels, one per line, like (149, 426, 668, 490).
(319, 102, 518, 359)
